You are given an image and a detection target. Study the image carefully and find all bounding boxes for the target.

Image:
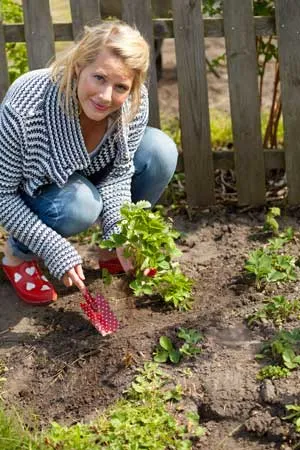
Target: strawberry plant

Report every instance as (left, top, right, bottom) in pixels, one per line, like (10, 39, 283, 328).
(245, 247, 297, 289)
(153, 328, 203, 364)
(100, 201, 193, 310)
(153, 336, 181, 364)
(257, 328, 300, 372)
(248, 295, 300, 327)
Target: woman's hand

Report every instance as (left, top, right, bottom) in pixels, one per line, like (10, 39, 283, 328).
(116, 247, 134, 274)
(62, 264, 86, 292)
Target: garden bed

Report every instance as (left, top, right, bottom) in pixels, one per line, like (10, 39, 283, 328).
(1, 204, 300, 449)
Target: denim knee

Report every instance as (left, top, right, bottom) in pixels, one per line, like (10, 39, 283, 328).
(132, 127, 178, 204)
(55, 177, 103, 237)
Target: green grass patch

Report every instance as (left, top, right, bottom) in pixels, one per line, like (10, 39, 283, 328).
(0, 363, 205, 449)
(161, 111, 284, 150)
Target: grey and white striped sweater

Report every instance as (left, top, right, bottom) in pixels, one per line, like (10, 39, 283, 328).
(0, 69, 148, 279)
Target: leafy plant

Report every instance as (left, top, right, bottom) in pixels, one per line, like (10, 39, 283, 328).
(248, 295, 300, 327)
(153, 336, 181, 364)
(283, 404, 300, 433)
(256, 364, 290, 380)
(153, 328, 203, 364)
(258, 328, 300, 371)
(245, 247, 297, 289)
(101, 201, 193, 310)
(1, 0, 29, 83)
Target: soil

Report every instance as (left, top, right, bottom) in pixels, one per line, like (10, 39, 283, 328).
(0, 40, 299, 450)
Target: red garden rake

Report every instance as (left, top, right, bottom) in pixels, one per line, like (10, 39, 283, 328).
(80, 289, 119, 336)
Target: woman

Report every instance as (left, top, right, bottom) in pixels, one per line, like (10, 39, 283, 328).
(0, 21, 178, 304)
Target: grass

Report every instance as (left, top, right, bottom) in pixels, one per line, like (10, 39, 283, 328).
(0, 363, 205, 449)
(161, 110, 284, 150)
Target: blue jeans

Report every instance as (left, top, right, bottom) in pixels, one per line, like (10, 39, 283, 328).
(9, 127, 178, 260)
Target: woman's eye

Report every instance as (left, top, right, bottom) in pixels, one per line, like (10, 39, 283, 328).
(94, 74, 104, 81)
(116, 85, 128, 93)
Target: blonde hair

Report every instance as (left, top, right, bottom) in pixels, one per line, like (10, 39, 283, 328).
(50, 21, 150, 119)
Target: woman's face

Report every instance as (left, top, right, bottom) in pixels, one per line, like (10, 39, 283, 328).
(75, 48, 135, 122)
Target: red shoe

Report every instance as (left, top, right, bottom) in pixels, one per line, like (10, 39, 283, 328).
(99, 257, 124, 275)
(2, 260, 57, 305)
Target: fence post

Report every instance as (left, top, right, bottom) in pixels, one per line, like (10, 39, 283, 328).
(22, 0, 55, 69)
(122, 0, 160, 128)
(223, 0, 265, 205)
(70, 0, 101, 40)
(172, 0, 215, 206)
(275, 0, 300, 204)
(0, 18, 9, 101)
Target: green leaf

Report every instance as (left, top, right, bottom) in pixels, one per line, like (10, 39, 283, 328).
(169, 349, 181, 364)
(159, 336, 174, 352)
(153, 350, 169, 363)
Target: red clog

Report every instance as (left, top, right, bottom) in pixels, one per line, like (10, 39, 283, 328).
(99, 257, 124, 275)
(2, 260, 57, 305)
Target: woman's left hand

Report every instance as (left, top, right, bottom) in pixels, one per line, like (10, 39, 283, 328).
(116, 247, 134, 274)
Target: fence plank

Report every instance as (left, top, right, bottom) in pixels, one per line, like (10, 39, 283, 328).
(275, 0, 300, 204)
(3, 17, 277, 43)
(70, 0, 101, 40)
(223, 0, 265, 205)
(172, 0, 215, 206)
(122, 0, 160, 128)
(0, 19, 9, 102)
(22, 0, 55, 69)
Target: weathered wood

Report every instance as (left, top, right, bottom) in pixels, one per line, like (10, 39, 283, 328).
(223, 0, 265, 205)
(212, 149, 285, 171)
(22, 0, 55, 69)
(122, 0, 160, 128)
(275, 0, 300, 204)
(0, 19, 9, 102)
(3, 17, 277, 43)
(172, 0, 215, 206)
(70, 0, 101, 40)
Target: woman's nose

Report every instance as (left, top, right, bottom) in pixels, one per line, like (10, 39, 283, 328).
(99, 85, 112, 104)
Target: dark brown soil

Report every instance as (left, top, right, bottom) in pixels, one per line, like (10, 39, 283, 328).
(1, 204, 300, 449)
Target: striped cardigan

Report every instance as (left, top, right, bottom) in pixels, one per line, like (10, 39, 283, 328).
(0, 69, 149, 279)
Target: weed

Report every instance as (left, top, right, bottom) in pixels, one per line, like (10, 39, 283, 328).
(101, 201, 193, 310)
(248, 295, 300, 327)
(256, 364, 290, 380)
(264, 207, 281, 235)
(42, 362, 205, 449)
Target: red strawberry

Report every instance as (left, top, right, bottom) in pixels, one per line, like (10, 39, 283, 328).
(143, 267, 157, 277)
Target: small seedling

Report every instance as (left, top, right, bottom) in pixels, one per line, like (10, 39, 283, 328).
(153, 328, 203, 364)
(247, 295, 300, 327)
(264, 207, 281, 235)
(153, 336, 181, 364)
(283, 404, 300, 432)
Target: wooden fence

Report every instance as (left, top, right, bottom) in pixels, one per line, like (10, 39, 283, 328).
(1, 0, 300, 207)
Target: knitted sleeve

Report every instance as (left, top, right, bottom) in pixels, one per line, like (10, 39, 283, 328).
(0, 105, 82, 279)
(98, 88, 149, 239)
